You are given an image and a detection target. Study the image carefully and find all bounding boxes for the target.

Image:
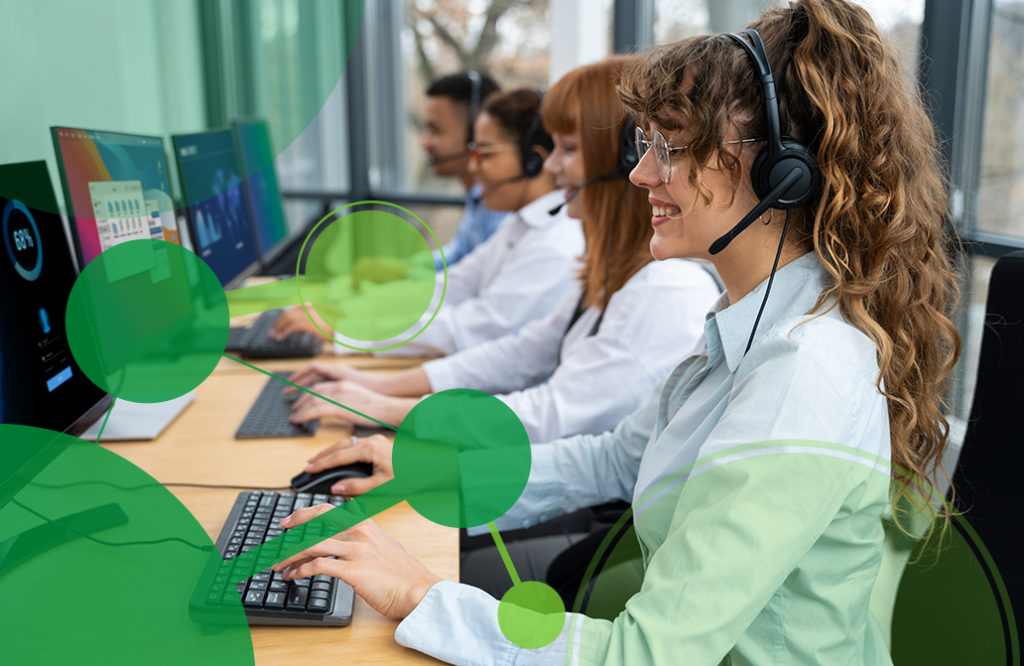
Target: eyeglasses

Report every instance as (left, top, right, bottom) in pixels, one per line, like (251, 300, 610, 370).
(466, 141, 519, 160)
(634, 127, 765, 184)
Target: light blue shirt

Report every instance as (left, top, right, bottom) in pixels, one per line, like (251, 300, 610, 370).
(433, 183, 507, 270)
(396, 252, 895, 664)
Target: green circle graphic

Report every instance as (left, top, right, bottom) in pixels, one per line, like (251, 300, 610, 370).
(65, 239, 228, 402)
(498, 581, 566, 649)
(296, 202, 446, 352)
(0, 424, 252, 664)
(391, 389, 530, 528)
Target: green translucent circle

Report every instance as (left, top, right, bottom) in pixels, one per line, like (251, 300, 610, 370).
(296, 201, 445, 352)
(498, 581, 566, 649)
(65, 239, 228, 402)
(391, 389, 530, 528)
(0, 424, 252, 664)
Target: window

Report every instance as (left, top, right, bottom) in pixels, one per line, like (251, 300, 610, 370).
(976, 0, 1024, 238)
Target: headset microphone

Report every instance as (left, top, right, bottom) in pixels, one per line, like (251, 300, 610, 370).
(480, 173, 529, 198)
(428, 150, 470, 166)
(547, 171, 619, 216)
(548, 115, 639, 216)
(707, 167, 802, 255)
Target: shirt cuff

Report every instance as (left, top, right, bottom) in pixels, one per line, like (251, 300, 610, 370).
(422, 357, 459, 392)
(395, 580, 517, 666)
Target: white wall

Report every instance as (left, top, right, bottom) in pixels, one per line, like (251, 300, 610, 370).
(0, 0, 207, 210)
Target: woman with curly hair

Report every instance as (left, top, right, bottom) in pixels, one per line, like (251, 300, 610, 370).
(272, 1, 960, 662)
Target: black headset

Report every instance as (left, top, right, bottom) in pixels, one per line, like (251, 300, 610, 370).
(729, 29, 818, 209)
(709, 29, 820, 255)
(466, 70, 482, 144)
(520, 91, 547, 178)
(614, 115, 640, 177)
(716, 29, 821, 355)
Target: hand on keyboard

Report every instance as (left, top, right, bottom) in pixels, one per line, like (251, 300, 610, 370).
(285, 360, 380, 394)
(289, 380, 412, 429)
(273, 509, 441, 620)
(304, 434, 395, 496)
(269, 305, 333, 341)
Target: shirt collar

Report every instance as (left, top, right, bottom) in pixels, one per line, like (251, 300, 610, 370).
(518, 189, 568, 228)
(709, 252, 828, 373)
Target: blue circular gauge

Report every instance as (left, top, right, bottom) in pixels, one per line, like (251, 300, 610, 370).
(3, 199, 44, 281)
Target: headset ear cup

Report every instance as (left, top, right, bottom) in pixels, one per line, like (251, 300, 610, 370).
(619, 117, 639, 174)
(522, 149, 544, 178)
(751, 139, 819, 209)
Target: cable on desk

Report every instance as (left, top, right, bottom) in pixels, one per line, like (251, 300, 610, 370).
(163, 482, 292, 490)
(31, 480, 292, 491)
(11, 498, 214, 553)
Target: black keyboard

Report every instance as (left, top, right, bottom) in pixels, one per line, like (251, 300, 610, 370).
(190, 489, 354, 626)
(236, 373, 320, 439)
(227, 310, 322, 359)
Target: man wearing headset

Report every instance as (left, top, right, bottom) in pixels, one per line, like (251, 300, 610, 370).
(420, 71, 508, 269)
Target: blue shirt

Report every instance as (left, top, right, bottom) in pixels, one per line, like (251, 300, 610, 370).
(396, 252, 895, 664)
(433, 184, 507, 270)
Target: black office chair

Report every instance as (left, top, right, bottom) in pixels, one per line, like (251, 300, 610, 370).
(890, 250, 1024, 664)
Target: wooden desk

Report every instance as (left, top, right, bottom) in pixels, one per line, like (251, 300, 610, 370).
(102, 355, 456, 664)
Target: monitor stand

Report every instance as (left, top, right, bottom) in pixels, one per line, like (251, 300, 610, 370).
(81, 392, 195, 442)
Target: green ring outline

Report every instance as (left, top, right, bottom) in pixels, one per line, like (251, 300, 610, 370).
(294, 200, 447, 353)
(561, 441, 1014, 662)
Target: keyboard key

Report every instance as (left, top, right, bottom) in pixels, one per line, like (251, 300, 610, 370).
(307, 597, 329, 612)
(264, 592, 286, 609)
(286, 585, 309, 610)
(244, 590, 266, 607)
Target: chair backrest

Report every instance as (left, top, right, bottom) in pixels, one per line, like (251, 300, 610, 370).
(887, 250, 1024, 663)
(949, 249, 1024, 650)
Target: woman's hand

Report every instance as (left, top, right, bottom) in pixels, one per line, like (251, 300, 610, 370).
(270, 305, 332, 341)
(286, 362, 388, 394)
(272, 507, 441, 620)
(289, 380, 414, 428)
(305, 434, 395, 495)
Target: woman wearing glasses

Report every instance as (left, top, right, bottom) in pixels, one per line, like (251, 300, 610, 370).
(285, 58, 720, 448)
(273, 1, 960, 662)
(346, 88, 585, 358)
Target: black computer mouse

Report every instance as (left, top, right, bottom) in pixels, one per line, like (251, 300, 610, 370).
(290, 462, 373, 495)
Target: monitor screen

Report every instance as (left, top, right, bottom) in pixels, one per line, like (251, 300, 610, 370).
(173, 130, 260, 287)
(233, 120, 288, 261)
(0, 160, 111, 434)
(51, 127, 178, 268)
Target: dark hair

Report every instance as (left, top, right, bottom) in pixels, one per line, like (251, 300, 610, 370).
(481, 88, 554, 153)
(543, 56, 652, 310)
(619, 0, 961, 523)
(425, 71, 500, 107)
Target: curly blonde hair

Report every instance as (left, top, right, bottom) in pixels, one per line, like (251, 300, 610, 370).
(619, 0, 961, 517)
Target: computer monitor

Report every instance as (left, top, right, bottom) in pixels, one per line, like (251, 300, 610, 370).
(0, 161, 113, 508)
(232, 119, 289, 264)
(172, 129, 261, 288)
(51, 127, 178, 269)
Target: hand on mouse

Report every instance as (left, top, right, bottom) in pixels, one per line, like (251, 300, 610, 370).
(306, 434, 395, 495)
(289, 381, 417, 429)
(272, 509, 441, 620)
